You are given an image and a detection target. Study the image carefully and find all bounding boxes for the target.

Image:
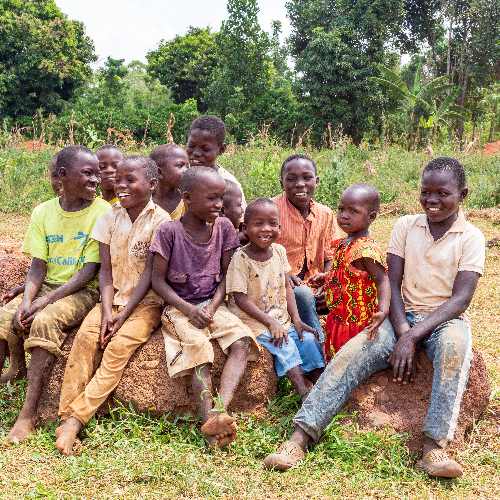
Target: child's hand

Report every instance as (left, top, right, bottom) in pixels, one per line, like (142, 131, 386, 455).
(308, 272, 327, 288)
(100, 309, 115, 349)
(20, 295, 52, 328)
(288, 275, 303, 288)
(13, 300, 31, 332)
(293, 318, 317, 341)
(365, 311, 387, 340)
(187, 304, 213, 329)
(201, 302, 217, 321)
(269, 319, 288, 347)
(1, 285, 24, 305)
(109, 310, 128, 336)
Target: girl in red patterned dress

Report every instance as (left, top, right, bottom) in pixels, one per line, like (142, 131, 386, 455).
(310, 184, 390, 361)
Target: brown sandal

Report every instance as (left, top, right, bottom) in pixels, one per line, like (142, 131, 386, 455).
(416, 449, 463, 478)
(263, 440, 305, 471)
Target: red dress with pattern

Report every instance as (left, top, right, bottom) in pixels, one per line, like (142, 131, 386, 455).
(324, 237, 386, 361)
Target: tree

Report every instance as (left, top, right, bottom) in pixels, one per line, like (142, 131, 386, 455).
(147, 27, 217, 111)
(286, 0, 405, 144)
(0, 0, 96, 118)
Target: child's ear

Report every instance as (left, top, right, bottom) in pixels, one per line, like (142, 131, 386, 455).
(316, 175, 320, 185)
(460, 187, 469, 201)
(58, 167, 67, 178)
(368, 209, 377, 222)
(279, 177, 284, 189)
(150, 178, 158, 192)
(219, 143, 227, 155)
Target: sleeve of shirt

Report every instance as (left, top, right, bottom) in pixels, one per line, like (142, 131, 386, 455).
(226, 251, 249, 294)
(324, 211, 336, 261)
(221, 218, 241, 253)
(458, 227, 486, 275)
(150, 221, 173, 262)
(22, 205, 48, 261)
(351, 240, 387, 270)
(387, 216, 410, 258)
(277, 244, 292, 274)
(91, 211, 113, 245)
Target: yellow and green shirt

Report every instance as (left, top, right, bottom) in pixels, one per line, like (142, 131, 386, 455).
(23, 197, 111, 285)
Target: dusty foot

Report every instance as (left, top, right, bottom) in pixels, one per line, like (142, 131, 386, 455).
(55, 417, 83, 456)
(201, 412, 237, 448)
(6, 417, 34, 444)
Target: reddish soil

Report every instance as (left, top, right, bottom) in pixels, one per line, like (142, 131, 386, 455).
(483, 140, 500, 155)
(0, 253, 491, 451)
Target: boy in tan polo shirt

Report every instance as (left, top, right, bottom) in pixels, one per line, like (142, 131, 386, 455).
(56, 156, 170, 455)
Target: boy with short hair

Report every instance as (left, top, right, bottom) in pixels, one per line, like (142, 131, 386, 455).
(186, 115, 246, 210)
(56, 156, 169, 455)
(96, 144, 124, 205)
(150, 143, 189, 219)
(151, 166, 258, 447)
(0, 145, 109, 443)
(273, 154, 342, 358)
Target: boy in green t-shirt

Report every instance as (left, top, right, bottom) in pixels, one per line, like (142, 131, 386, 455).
(0, 145, 110, 444)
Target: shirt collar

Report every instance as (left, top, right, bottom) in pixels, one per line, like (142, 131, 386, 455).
(283, 193, 317, 220)
(416, 209, 467, 234)
(119, 197, 156, 220)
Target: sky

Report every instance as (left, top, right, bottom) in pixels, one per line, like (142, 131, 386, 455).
(56, 0, 290, 66)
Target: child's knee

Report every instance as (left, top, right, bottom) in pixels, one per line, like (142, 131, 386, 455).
(440, 321, 471, 362)
(294, 285, 314, 305)
(230, 337, 250, 354)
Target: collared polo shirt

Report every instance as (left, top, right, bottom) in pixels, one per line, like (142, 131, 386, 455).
(273, 192, 342, 279)
(387, 211, 485, 313)
(92, 199, 170, 306)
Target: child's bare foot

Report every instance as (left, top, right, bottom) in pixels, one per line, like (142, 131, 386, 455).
(55, 417, 83, 456)
(201, 412, 237, 447)
(6, 416, 34, 444)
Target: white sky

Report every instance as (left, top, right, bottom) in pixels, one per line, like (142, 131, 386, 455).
(56, 0, 290, 66)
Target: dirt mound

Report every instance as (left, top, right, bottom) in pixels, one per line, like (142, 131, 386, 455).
(346, 350, 491, 451)
(0, 253, 29, 295)
(36, 328, 277, 423)
(483, 140, 500, 155)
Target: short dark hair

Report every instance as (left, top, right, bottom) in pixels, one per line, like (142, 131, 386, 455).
(48, 152, 59, 176)
(149, 144, 184, 166)
(120, 155, 158, 181)
(189, 115, 226, 145)
(56, 145, 95, 174)
(96, 144, 123, 156)
(342, 183, 380, 212)
(280, 154, 317, 178)
(243, 198, 277, 224)
(423, 157, 466, 189)
(180, 166, 223, 193)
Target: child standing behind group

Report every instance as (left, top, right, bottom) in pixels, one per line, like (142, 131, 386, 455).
(56, 156, 169, 455)
(96, 145, 124, 205)
(226, 199, 324, 399)
(151, 167, 258, 447)
(310, 184, 390, 361)
(150, 143, 189, 219)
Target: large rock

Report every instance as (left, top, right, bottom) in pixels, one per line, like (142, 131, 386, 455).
(345, 350, 491, 451)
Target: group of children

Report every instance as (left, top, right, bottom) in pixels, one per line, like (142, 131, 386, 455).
(0, 115, 485, 480)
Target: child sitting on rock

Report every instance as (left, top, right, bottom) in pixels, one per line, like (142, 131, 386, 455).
(150, 143, 189, 219)
(151, 166, 258, 447)
(0, 145, 109, 443)
(56, 156, 169, 455)
(96, 144, 124, 205)
(387, 157, 485, 478)
(226, 198, 324, 399)
(309, 184, 390, 361)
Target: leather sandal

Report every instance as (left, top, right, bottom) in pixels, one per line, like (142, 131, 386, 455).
(416, 448, 463, 478)
(263, 440, 305, 471)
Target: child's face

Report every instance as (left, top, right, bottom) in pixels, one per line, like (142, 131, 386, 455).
(186, 128, 224, 168)
(184, 174, 226, 223)
(222, 188, 243, 229)
(115, 161, 156, 210)
(337, 190, 375, 235)
(97, 149, 123, 192)
(420, 170, 467, 224)
(158, 148, 189, 189)
(244, 204, 280, 250)
(281, 159, 318, 212)
(60, 152, 99, 202)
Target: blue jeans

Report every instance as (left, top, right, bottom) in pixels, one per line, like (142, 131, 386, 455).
(407, 312, 472, 447)
(257, 325, 324, 377)
(294, 285, 324, 342)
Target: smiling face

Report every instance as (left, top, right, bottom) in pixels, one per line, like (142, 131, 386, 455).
(186, 128, 225, 168)
(184, 172, 226, 223)
(420, 169, 467, 224)
(60, 152, 100, 202)
(244, 203, 280, 250)
(157, 147, 189, 189)
(281, 158, 318, 214)
(114, 160, 156, 211)
(97, 148, 123, 192)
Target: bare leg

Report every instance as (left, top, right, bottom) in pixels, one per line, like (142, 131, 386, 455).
(0, 340, 7, 376)
(55, 417, 83, 456)
(287, 366, 313, 398)
(7, 347, 54, 443)
(192, 363, 213, 425)
(0, 337, 27, 383)
(218, 338, 249, 408)
(305, 367, 323, 385)
(289, 426, 312, 451)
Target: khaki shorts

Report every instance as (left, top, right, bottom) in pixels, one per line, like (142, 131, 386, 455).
(0, 283, 99, 357)
(161, 302, 260, 378)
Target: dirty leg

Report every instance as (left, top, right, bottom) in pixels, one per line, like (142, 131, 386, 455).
(0, 336, 26, 383)
(55, 417, 83, 456)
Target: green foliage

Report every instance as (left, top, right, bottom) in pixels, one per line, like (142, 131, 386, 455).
(146, 27, 218, 111)
(0, 0, 96, 118)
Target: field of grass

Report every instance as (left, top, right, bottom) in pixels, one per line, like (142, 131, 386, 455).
(0, 211, 498, 499)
